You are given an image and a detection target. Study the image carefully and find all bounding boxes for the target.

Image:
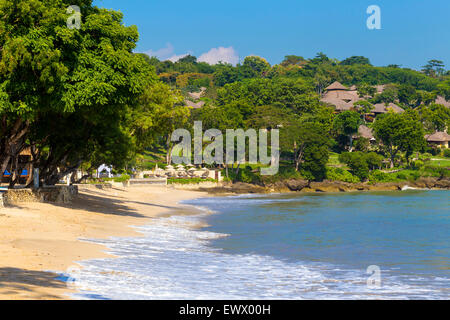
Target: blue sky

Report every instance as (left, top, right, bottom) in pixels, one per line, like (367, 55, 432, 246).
(93, 0, 449, 70)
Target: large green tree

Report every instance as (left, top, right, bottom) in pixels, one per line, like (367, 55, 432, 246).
(332, 111, 361, 152)
(0, 0, 159, 186)
(373, 111, 425, 167)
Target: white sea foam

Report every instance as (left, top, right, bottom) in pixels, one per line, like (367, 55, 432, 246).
(55, 211, 448, 300)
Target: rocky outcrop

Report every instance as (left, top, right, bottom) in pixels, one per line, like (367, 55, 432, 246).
(201, 177, 450, 195)
(286, 179, 309, 191)
(267, 177, 449, 193)
(409, 177, 450, 189)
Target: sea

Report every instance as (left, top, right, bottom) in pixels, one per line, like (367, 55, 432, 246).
(59, 190, 449, 300)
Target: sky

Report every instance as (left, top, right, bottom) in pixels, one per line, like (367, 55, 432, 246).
(93, 0, 450, 70)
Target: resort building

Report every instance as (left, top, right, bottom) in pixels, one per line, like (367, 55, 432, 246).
(320, 81, 405, 118)
(320, 81, 361, 112)
(185, 100, 205, 109)
(372, 103, 405, 115)
(425, 131, 450, 148)
(352, 125, 377, 148)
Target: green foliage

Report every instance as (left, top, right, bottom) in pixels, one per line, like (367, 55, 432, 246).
(356, 84, 376, 98)
(418, 103, 450, 132)
(411, 160, 424, 170)
(368, 169, 422, 182)
(443, 149, 450, 158)
(261, 165, 303, 184)
(113, 174, 130, 183)
(338, 152, 369, 181)
(340, 56, 371, 66)
(301, 143, 330, 181)
(243, 56, 271, 76)
(373, 111, 426, 166)
(326, 167, 359, 183)
(332, 111, 361, 150)
(365, 152, 384, 170)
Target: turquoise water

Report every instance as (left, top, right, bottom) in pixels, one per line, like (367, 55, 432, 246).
(65, 190, 449, 300)
(187, 190, 449, 298)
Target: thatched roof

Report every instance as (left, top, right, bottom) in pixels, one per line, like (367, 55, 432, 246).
(185, 100, 205, 109)
(320, 96, 353, 111)
(372, 103, 404, 114)
(357, 125, 375, 140)
(435, 96, 450, 108)
(425, 131, 450, 142)
(323, 90, 360, 102)
(187, 87, 207, 100)
(326, 81, 348, 91)
(375, 85, 386, 93)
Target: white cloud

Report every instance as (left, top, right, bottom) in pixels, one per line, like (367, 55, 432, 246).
(167, 53, 189, 62)
(143, 44, 240, 65)
(143, 43, 189, 62)
(198, 47, 239, 65)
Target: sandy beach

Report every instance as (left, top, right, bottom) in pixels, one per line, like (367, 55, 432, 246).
(0, 185, 207, 300)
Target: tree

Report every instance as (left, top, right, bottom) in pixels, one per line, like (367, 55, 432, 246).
(422, 59, 446, 78)
(279, 120, 330, 180)
(339, 151, 382, 181)
(339, 152, 369, 181)
(0, 0, 158, 187)
(353, 100, 374, 122)
(397, 84, 417, 106)
(418, 103, 450, 133)
(373, 112, 425, 168)
(357, 83, 376, 98)
(341, 56, 372, 66)
(280, 55, 307, 67)
(332, 111, 361, 151)
(365, 152, 383, 170)
(372, 84, 398, 104)
(243, 56, 271, 76)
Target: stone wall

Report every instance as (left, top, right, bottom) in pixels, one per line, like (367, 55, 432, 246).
(3, 186, 78, 205)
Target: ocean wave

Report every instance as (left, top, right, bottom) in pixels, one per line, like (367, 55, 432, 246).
(58, 211, 448, 300)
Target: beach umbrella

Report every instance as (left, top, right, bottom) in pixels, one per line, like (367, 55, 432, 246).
(176, 164, 185, 170)
(166, 165, 174, 170)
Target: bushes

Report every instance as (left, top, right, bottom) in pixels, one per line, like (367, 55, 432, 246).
(444, 149, 450, 158)
(411, 159, 424, 170)
(369, 169, 422, 182)
(368, 170, 389, 182)
(113, 174, 130, 183)
(339, 151, 384, 181)
(223, 166, 262, 184)
(326, 167, 359, 183)
(339, 152, 368, 181)
(237, 166, 262, 184)
(261, 165, 303, 184)
(365, 152, 384, 170)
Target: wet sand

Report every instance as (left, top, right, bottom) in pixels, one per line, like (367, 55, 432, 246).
(0, 185, 207, 300)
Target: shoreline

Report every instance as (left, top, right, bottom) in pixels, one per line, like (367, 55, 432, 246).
(0, 185, 209, 300)
(191, 177, 450, 195)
